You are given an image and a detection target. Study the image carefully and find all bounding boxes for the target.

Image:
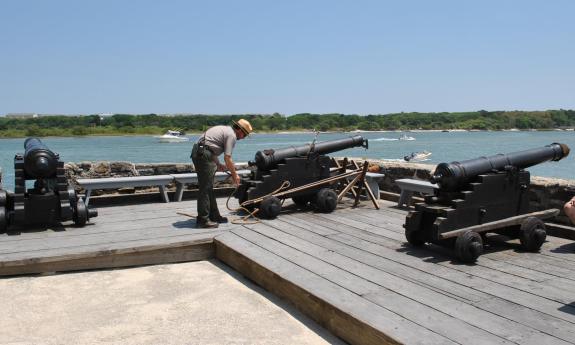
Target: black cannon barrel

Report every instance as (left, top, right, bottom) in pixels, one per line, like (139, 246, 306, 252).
(430, 143, 570, 191)
(23, 137, 59, 178)
(249, 135, 368, 170)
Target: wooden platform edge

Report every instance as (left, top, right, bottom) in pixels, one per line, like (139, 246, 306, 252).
(214, 234, 402, 345)
(0, 240, 215, 277)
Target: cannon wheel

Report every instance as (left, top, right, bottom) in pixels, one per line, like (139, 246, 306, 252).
(259, 196, 282, 219)
(315, 188, 338, 213)
(0, 207, 7, 233)
(292, 195, 313, 207)
(67, 186, 77, 206)
(0, 190, 7, 207)
(455, 230, 483, 263)
(405, 227, 425, 246)
(519, 217, 547, 252)
(0, 191, 7, 233)
(74, 199, 88, 227)
(405, 211, 425, 246)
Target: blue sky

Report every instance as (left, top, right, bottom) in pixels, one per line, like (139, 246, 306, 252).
(1, 0, 573, 115)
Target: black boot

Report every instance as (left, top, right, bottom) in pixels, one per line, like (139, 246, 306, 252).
(197, 217, 219, 228)
(210, 215, 229, 224)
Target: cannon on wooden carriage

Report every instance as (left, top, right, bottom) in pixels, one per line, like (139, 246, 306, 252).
(0, 138, 97, 233)
(235, 135, 369, 218)
(404, 143, 570, 262)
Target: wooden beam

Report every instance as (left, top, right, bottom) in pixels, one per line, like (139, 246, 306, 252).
(438, 209, 560, 240)
(0, 240, 214, 276)
(338, 173, 363, 202)
(353, 163, 369, 207)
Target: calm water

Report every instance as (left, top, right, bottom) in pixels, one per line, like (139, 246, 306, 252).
(1, 131, 574, 190)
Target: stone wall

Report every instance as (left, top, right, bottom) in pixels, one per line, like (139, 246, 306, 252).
(65, 161, 196, 196)
(65, 161, 193, 182)
(65, 161, 248, 196)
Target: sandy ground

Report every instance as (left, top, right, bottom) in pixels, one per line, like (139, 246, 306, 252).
(0, 260, 345, 345)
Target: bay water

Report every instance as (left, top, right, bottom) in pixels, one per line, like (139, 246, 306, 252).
(1, 131, 573, 191)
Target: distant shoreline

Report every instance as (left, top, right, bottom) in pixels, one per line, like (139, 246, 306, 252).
(1, 127, 574, 139)
(2, 110, 574, 138)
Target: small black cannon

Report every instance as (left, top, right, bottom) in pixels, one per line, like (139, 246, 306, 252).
(235, 135, 369, 218)
(404, 143, 570, 262)
(0, 138, 97, 233)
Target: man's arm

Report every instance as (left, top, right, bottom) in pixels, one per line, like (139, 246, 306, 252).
(224, 154, 240, 186)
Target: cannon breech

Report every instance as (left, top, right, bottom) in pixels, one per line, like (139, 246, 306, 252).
(0, 138, 97, 233)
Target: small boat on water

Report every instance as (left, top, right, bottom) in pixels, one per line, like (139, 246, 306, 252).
(154, 130, 189, 143)
(399, 134, 416, 141)
(404, 151, 432, 162)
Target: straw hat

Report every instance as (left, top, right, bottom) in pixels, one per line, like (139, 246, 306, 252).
(233, 119, 253, 136)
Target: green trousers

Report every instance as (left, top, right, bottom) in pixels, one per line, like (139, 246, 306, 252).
(191, 144, 221, 222)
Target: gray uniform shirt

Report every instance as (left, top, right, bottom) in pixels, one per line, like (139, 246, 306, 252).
(199, 125, 237, 156)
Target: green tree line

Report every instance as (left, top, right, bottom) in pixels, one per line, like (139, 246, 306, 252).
(1, 110, 574, 137)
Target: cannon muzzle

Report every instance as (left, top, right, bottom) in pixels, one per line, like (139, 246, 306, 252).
(431, 143, 570, 191)
(249, 135, 368, 170)
(23, 137, 59, 179)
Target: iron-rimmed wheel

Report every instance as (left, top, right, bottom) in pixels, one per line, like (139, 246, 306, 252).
(67, 186, 77, 206)
(292, 195, 312, 207)
(260, 196, 282, 219)
(405, 226, 425, 246)
(0, 190, 7, 207)
(519, 217, 546, 252)
(0, 207, 7, 233)
(315, 188, 338, 213)
(455, 230, 483, 263)
(74, 199, 88, 227)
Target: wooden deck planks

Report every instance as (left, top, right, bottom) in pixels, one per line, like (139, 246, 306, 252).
(322, 206, 575, 304)
(215, 231, 453, 345)
(253, 207, 575, 343)
(1, 197, 574, 344)
(312, 219, 575, 323)
(255, 216, 575, 343)
(0, 199, 222, 275)
(240, 223, 545, 345)
(271, 217, 489, 304)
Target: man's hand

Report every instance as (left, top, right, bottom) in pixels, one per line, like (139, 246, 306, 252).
(217, 162, 227, 172)
(231, 173, 241, 187)
(565, 196, 575, 224)
(224, 154, 240, 186)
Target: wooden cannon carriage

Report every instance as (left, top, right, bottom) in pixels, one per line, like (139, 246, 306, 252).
(234, 136, 379, 219)
(404, 143, 570, 262)
(0, 138, 97, 233)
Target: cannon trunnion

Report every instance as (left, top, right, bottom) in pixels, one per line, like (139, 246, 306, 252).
(404, 143, 570, 263)
(236, 135, 368, 218)
(0, 138, 97, 233)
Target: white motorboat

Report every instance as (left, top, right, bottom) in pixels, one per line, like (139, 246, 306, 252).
(404, 151, 432, 162)
(155, 130, 189, 143)
(399, 134, 416, 141)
